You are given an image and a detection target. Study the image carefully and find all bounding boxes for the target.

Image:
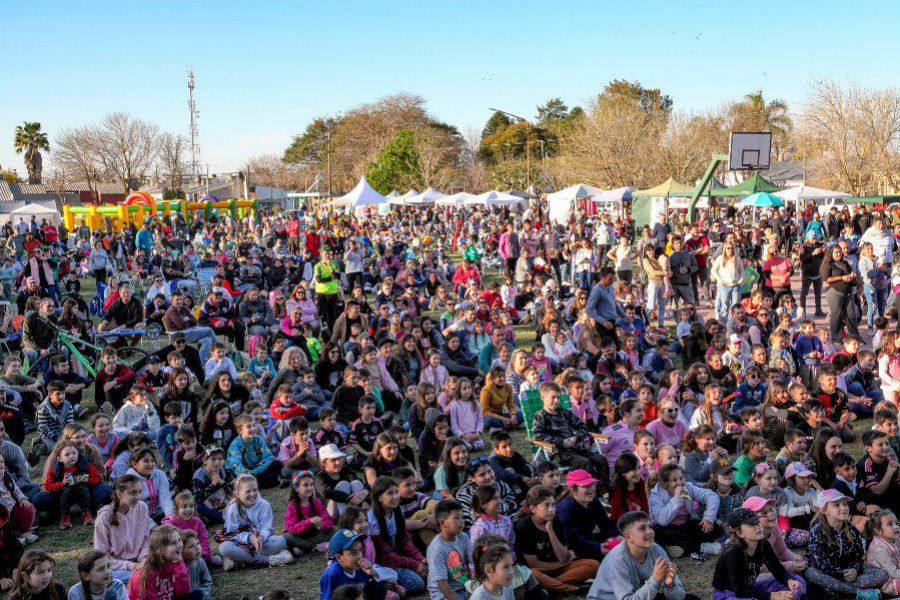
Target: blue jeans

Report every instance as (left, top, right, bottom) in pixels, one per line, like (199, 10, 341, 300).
(195, 501, 224, 525)
(864, 283, 888, 327)
(395, 567, 425, 593)
(179, 326, 217, 362)
(715, 284, 741, 323)
(303, 400, 330, 421)
(484, 410, 524, 431)
(32, 483, 112, 516)
(645, 281, 665, 326)
(577, 271, 591, 290)
(219, 535, 287, 565)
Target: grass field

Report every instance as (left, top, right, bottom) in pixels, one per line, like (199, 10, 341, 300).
(19, 273, 871, 599)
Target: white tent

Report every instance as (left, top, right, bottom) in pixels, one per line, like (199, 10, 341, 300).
(407, 187, 446, 204)
(463, 190, 525, 207)
(547, 183, 604, 224)
(436, 192, 473, 206)
(322, 176, 387, 218)
(388, 188, 419, 206)
(774, 185, 851, 202)
(7, 202, 61, 225)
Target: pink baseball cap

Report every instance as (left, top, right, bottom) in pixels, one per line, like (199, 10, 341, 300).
(565, 469, 599, 488)
(742, 496, 775, 512)
(784, 462, 815, 479)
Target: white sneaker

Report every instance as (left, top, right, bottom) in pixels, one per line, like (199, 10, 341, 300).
(700, 542, 723, 555)
(222, 557, 236, 572)
(267, 549, 294, 567)
(21, 532, 38, 545)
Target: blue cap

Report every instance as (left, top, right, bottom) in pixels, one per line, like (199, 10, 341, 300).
(328, 529, 364, 555)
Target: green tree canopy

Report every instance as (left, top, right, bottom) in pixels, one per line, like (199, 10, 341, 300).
(536, 98, 570, 124)
(481, 111, 512, 139)
(599, 80, 673, 115)
(282, 117, 332, 165)
(365, 129, 422, 194)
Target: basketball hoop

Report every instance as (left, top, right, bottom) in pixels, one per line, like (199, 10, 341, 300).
(729, 132, 772, 171)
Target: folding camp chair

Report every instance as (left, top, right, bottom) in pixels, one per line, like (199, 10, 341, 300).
(521, 389, 581, 467)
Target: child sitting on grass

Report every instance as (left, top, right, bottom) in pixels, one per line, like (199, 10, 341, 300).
(226, 414, 282, 489)
(42, 439, 101, 529)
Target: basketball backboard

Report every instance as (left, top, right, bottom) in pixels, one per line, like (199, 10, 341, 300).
(729, 132, 772, 170)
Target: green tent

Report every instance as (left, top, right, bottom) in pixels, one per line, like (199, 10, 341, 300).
(715, 173, 784, 197)
(634, 177, 695, 197)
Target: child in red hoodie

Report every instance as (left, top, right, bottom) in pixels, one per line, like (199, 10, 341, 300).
(41, 439, 101, 529)
(127, 524, 201, 600)
(283, 470, 333, 556)
(267, 384, 307, 447)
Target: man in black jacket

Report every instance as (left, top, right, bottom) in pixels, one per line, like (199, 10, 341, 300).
(668, 236, 698, 307)
(99, 283, 143, 331)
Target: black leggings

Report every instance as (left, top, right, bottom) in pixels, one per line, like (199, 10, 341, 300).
(653, 519, 720, 553)
(800, 277, 823, 314)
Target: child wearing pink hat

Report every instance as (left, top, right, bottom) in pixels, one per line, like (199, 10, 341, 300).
(556, 469, 620, 560)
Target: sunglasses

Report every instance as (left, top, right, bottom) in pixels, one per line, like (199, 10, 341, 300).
(664, 407, 679, 415)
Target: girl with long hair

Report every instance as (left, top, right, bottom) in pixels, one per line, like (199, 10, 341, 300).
(283, 470, 333, 556)
(608, 452, 649, 522)
(433, 437, 469, 500)
(810, 427, 843, 490)
(67, 550, 126, 600)
(198, 401, 236, 449)
(367, 476, 427, 593)
(218, 474, 293, 570)
(7, 551, 65, 600)
(126, 524, 203, 600)
(93, 475, 153, 583)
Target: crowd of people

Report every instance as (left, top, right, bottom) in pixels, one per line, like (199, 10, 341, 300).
(1, 199, 900, 599)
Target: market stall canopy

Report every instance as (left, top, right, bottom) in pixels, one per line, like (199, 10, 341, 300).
(845, 195, 900, 204)
(463, 190, 525, 207)
(388, 188, 419, 206)
(6, 202, 61, 225)
(634, 177, 695, 197)
(595, 186, 634, 202)
(435, 191, 473, 206)
(715, 173, 783, 197)
(774, 185, 851, 202)
(335, 176, 388, 207)
(547, 183, 605, 224)
(738, 191, 784, 207)
(506, 189, 536, 199)
(386, 190, 401, 198)
(407, 187, 446, 204)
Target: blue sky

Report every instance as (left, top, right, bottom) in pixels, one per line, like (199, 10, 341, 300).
(3, 1, 900, 176)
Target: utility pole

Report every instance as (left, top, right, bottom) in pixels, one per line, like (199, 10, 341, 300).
(244, 163, 251, 199)
(326, 128, 333, 198)
(489, 107, 533, 190)
(205, 164, 209, 196)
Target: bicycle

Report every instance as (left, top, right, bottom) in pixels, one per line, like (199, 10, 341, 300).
(24, 323, 150, 378)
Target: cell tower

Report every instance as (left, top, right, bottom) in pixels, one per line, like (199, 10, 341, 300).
(188, 70, 201, 182)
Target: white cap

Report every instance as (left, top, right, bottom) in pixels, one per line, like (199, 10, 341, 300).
(318, 444, 347, 461)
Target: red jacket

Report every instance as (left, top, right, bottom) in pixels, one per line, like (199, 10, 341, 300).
(42, 456, 102, 493)
(269, 398, 307, 421)
(283, 497, 333, 537)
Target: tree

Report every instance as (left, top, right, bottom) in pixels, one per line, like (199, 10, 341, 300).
(729, 90, 793, 159)
(536, 98, 570, 124)
(92, 112, 160, 193)
(481, 111, 512, 139)
(796, 79, 900, 195)
(13, 121, 50, 184)
(1, 169, 22, 185)
(54, 125, 104, 200)
(366, 129, 421, 194)
(599, 80, 673, 115)
(282, 117, 333, 166)
(157, 132, 190, 198)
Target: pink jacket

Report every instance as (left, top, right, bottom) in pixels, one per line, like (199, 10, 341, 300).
(449, 399, 483, 437)
(162, 514, 212, 559)
(127, 560, 190, 600)
(94, 501, 154, 572)
(498, 233, 511, 260)
(284, 497, 334, 537)
(354, 357, 400, 393)
(420, 364, 448, 390)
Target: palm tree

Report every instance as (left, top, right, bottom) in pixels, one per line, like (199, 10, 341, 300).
(730, 90, 793, 159)
(14, 122, 50, 184)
